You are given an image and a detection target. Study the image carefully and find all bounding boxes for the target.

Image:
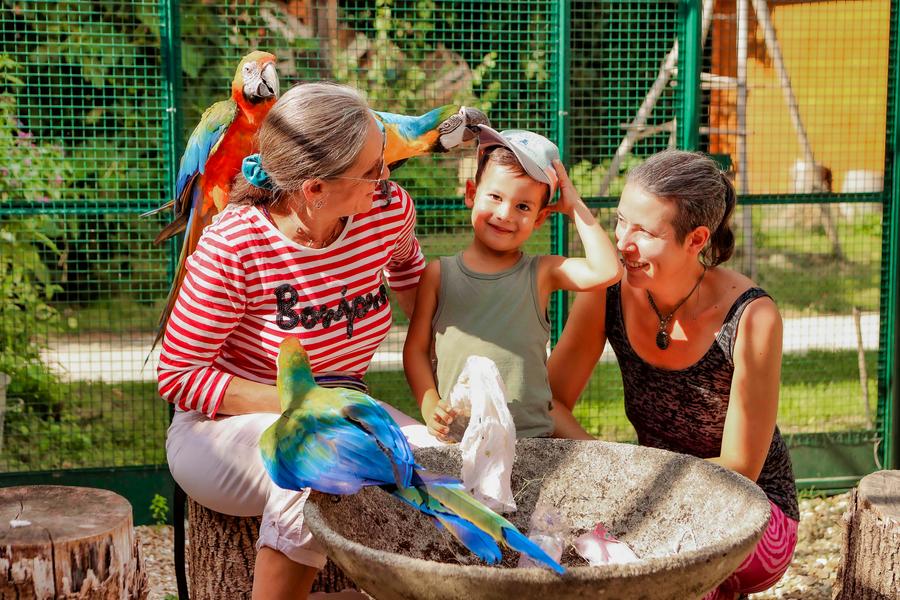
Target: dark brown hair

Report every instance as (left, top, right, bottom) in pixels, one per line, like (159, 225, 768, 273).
(475, 146, 551, 207)
(626, 149, 736, 267)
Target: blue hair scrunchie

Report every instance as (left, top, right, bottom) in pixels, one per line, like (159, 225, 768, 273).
(242, 153, 273, 190)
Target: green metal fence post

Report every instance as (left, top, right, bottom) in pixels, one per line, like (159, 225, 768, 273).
(885, 0, 900, 470)
(161, 0, 183, 200)
(551, 0, 571, 343)
(677, 0, 701, 150)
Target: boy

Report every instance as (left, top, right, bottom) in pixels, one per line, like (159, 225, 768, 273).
(403, 125, 622, 441)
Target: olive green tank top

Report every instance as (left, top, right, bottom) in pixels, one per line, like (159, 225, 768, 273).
(433, 252, 553, 438)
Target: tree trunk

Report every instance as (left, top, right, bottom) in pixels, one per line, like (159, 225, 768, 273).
(0, 485, 147, 599)
(834, 470, 900, 599)
(186, 498, 357, 598)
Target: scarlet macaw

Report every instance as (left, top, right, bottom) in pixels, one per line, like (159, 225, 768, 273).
(259, 337, 564, 573)
(148, 51, 279, 348)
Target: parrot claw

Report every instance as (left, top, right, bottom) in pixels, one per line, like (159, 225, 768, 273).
(438, 106, 490, 151)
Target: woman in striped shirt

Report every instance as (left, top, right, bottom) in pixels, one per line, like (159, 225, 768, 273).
(158, 82, 435, 599)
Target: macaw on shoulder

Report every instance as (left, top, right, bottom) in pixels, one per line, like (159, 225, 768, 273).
(148, 50, 278, 349)
(259, 337, 564, 574)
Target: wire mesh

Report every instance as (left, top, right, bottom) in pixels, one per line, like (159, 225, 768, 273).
(705, 0, 889, 452)
(0, 0, 171, 472)
(0, 0, 894, 481)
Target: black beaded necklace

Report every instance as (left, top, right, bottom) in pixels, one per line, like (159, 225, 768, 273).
(646, 266, 707, 350)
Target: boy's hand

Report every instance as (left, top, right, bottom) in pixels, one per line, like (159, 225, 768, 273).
(424, 400, 458, 443)
(548, 160, 582, 218)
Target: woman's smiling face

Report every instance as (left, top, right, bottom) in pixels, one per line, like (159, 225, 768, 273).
(615, 183, 686, 287)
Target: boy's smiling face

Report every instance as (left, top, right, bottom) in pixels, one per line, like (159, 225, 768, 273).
(465, 162, 550, 253)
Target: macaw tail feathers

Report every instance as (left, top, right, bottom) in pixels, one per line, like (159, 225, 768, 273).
(390, 484, 503, 565)
(432, 512, 503, 565)
(501, 523, 566, 574)
(391, 479, 565, 574)
(409, 468, 462, 488)
(150, 215, 199, 354)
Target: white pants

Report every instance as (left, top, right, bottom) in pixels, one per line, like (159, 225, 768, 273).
(166, 402, 443, 567)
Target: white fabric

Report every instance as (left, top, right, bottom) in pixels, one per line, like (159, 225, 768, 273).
(447, 355, 517, 513)
(166, 402, 441, 567)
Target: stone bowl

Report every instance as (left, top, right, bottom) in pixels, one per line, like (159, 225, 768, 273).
(304, 439, 771, 600)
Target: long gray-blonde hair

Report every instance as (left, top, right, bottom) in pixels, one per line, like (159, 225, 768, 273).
(231, 82, 372, 205)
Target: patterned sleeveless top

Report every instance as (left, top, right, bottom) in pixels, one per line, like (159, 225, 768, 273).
(605, 283, 799, 521)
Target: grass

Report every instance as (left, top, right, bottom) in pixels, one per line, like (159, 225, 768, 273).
(0, 348, 877, 472)
(0, 380, 166, 472)
(365, 348, 880, 442)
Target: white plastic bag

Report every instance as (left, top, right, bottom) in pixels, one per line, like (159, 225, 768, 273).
(574, 523, 639, 566)
(447, 355, 517, 513)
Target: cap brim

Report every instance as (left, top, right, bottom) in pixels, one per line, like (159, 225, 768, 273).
(476, 125, 558, 198)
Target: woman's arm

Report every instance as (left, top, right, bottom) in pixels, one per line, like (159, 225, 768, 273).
(547, 287, 608, 411)
(709, 297, 783, 481)
(384, 184, 427, 309)
(157, 231, 264, 418)
(550, 399, 595, 440)
(216, 377, 280, 415)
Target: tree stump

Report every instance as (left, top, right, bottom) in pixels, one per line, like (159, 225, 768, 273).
(0, 485, 147, 599)
(834, 470, 900, 599)
(186, 497, 358, 599)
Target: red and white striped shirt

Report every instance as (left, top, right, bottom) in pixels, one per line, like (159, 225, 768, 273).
(157, 182, 425, 418)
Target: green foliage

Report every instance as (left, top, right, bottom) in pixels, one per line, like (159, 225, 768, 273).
(333, 0, 500, 115)
(150, 493, 169, 526)
(0, 56, 70, 415)
(0, 380, 166, 472)
(569, 155, 645, 199)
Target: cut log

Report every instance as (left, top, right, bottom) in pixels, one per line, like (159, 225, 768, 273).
(834, 470, 900, 599)
(186, 497, 358, 598)
(0, 485, 147, 599)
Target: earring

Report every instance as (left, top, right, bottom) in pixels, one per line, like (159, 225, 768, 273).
(313, 196, 326, 210)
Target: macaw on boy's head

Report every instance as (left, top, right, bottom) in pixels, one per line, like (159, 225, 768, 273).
(474, 125, 560, 205)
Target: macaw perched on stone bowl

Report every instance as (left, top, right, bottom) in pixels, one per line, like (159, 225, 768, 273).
(146, 50, 489, 351)
(259, 337, 564, 574)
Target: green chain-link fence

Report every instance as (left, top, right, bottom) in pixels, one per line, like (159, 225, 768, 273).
(0, 0, 896, 521)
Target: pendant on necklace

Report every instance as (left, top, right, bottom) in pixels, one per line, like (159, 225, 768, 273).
(655, 328, 670, 350)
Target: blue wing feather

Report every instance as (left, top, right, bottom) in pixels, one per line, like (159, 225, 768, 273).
(175, 99, 237, 199)
(337, 390, 418, 488)
(371, 107, 445, 141)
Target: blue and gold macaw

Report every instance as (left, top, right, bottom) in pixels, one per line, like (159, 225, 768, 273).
(373, 105, 488, 169)
(259, 337, 564, 573)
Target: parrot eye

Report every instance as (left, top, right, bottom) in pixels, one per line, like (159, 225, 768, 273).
(243, 64, 252, 73)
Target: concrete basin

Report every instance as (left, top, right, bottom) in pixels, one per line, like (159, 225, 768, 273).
(304, 438, 771, 600)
